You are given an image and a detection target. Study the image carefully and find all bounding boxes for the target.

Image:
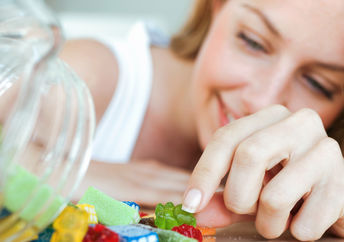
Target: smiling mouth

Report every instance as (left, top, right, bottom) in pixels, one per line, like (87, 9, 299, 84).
(216, 92, 236, 127)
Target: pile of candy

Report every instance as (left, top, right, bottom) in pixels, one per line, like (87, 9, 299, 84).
(30, 186, 216, 242)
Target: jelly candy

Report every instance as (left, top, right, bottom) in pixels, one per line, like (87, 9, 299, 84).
(139, 211, 148, 218)
(50, 230, 85, 242)
(172, 224, 203, 242)
(135, 224, 197, 242)
(154, 202, 196, 229)
(122, 201, 140, 212)
(78, 187, 140, 225)
(0, 208, 11, 219)
(83, 224, 119, 242)
(108, 225, 158, 242)
(77, 204, 98, 224)
(139, 216, 156, 228)
(196, 227, 216, 236)
(52, 205, 88, 241)
(31, 227, 54, 242)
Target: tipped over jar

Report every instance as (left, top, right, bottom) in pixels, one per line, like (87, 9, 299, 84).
(0, 0, 95, 241)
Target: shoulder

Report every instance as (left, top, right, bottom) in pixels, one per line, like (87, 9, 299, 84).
(60, 39, 119, 123)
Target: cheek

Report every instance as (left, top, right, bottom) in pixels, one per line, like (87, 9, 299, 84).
(287, 87, 344, 129)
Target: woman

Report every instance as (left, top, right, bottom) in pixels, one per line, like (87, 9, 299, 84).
(61, 0, 344, 240)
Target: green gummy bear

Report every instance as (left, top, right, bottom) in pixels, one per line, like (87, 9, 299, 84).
(154, 202, 196, 230)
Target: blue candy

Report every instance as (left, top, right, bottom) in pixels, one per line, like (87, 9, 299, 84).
(0, 208, 11, 219)
(122, 201, 140, 212)
(108, 225, 158, 242)
(31, 227, 54, 242)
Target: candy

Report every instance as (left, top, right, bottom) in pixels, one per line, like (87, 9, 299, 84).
(4, 165, 64, 228)
(196, 227, 216, 237)
(77, 204, 98, 224)
(83, 224, 119, 242)
(0, 208, 11, 219)
(139, 212, 148, 218)
(172, 224, 202, 242)
(108, 225, 158, 242)
(122, 201, 140, 212)
(50, 230, 85, 242)
(154, 202, 196, 230)
(78, 187, 140, 226)
(135, 224, 197, 242)
(139, 216, 156, 228)
(0, 219, 39, 242)
(52, 205, 88, 241)
(31, 227, 54, 242)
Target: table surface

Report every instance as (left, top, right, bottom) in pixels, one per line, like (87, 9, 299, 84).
(211, 222, 343, 241)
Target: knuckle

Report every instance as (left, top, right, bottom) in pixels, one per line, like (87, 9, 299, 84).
(318, 137, 341, 155)
(212, 125, 232, 142)
(295, 108, 324, 130)
(194, 163, 217, 180)
(269, 104, 291, 116)
(260, 190, 289, 214)
(235, 138, 266, 168)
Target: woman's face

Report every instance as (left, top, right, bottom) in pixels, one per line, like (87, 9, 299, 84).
(191, 0, 344, 148)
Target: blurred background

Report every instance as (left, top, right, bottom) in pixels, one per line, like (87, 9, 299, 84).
(45, 0, 194, 38)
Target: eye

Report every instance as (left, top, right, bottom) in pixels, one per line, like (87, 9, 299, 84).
(302, 74, 335, 100)
(237, 32, 267, 53)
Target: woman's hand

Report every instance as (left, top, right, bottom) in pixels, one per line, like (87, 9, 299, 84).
(74, 159, 191, 208)
(183, 105, 344, 240)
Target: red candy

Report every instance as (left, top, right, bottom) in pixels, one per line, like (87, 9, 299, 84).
(83, 224, 119, 242)
(172, 224, 203, 242)
(139, 211, 148, 218)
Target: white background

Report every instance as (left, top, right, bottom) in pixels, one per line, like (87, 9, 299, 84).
(45, 0, 194, 36)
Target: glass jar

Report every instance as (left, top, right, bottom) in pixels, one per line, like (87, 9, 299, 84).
(0, 0, 95, 241)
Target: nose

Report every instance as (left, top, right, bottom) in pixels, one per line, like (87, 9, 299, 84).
(241, 68, 292, 115)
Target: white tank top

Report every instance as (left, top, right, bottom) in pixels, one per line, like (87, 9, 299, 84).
(91, 22, 169, 163)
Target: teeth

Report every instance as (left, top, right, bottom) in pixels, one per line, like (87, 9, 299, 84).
(226, 113, 235, 123)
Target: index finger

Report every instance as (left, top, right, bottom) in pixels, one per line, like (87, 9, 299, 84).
(182, 105, 290, 213)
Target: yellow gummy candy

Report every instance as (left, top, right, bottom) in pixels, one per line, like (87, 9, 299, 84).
(77, 204, 98, 224)
(53, 206, 88, 233)
(50, 230, 85, 242)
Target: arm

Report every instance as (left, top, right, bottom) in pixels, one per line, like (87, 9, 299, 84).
(60, 39, 119, 124)
(60, 39, 191, 207)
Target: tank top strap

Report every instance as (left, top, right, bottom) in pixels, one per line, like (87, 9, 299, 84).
(91, 22, 153, 163)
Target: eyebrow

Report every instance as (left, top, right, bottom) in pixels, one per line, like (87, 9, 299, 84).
(242, 4, 344, 76)
(242, 4, 281, 38)
(315, 63, 344, 73)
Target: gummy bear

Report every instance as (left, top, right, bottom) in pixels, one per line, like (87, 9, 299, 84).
(83, 224, 119, 242)
(139, 211, 148, 218)
(51, 205, 89, 241)
(154, 202, 196, 230)
(172, 224, 203, 242)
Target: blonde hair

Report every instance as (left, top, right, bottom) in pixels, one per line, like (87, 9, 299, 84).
(170, 0, 213, 60)
(171, 0, 344, 153)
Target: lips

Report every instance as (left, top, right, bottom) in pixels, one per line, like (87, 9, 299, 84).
(216, 93, 237, 127)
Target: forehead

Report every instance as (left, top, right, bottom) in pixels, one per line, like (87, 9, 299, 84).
(224, 0, 344, 61)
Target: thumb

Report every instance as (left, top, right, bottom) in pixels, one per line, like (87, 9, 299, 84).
(195, 192, 254, 228)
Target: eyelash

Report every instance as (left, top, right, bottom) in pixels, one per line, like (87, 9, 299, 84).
(237, 31, 336, 100)
(238, 32, 267, 53)
(302, 74, 334, 100)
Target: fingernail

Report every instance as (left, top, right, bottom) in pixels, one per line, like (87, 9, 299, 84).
(182, 188, 202, 213)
